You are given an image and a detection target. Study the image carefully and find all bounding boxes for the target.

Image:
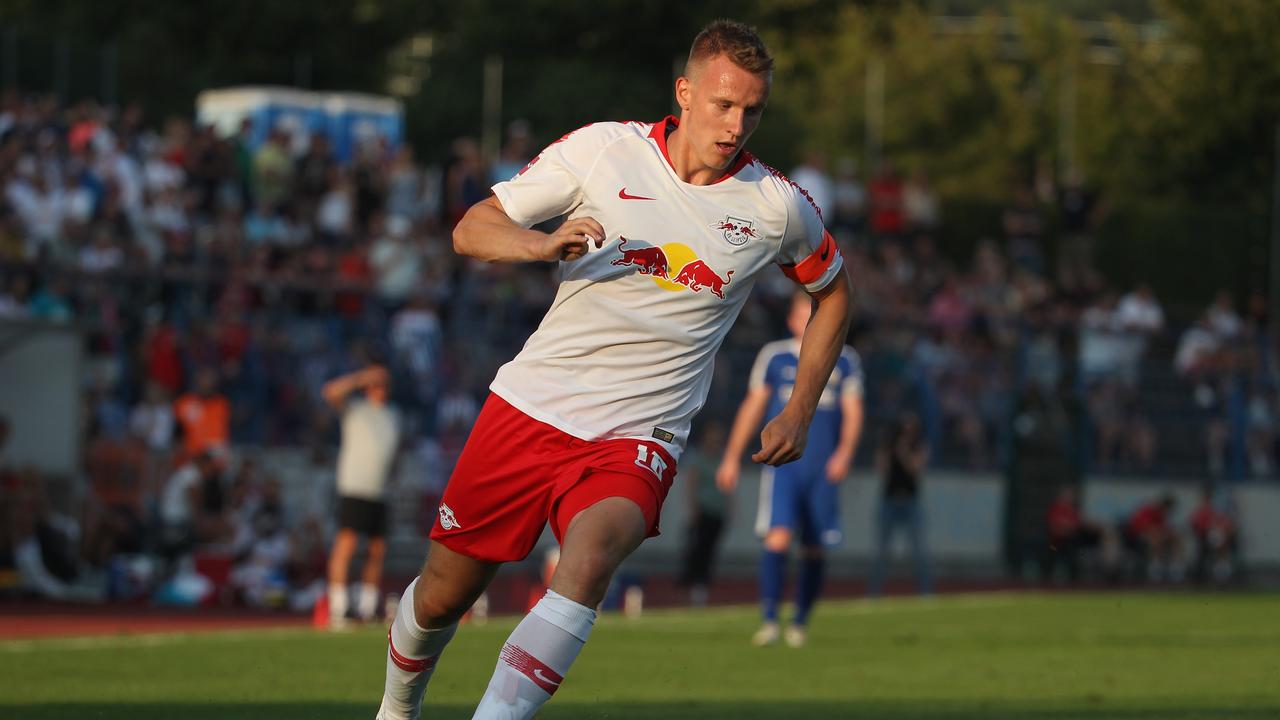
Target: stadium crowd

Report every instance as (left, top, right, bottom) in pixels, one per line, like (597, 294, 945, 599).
(0, 92, 1268, 605)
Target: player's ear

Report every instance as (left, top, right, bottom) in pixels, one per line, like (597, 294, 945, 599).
(675, 76, 692, 112)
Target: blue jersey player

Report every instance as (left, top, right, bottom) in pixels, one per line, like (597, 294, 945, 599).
(717, 291, 864, 647)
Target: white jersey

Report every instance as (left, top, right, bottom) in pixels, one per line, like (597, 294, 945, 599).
(490, 117, 844, 458)
(336, 399, 400, 501)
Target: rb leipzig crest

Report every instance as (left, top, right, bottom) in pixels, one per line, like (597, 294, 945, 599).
(711, 216, 758, 246)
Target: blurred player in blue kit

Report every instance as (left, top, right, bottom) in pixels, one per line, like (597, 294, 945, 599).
(718, 291, 864, 647)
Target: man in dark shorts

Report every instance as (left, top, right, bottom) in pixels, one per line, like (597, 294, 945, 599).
(323, 364, 399, 627)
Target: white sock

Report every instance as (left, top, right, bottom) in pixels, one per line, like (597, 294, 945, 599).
(358, 583, 381, 620)
(378, 578, 458, 720)
(328, 583, 349, 622)
(472, 590, 596, 720)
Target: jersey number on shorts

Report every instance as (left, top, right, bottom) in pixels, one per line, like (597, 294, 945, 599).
(634, 445, 668, 482)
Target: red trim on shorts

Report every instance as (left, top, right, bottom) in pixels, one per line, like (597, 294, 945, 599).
(388, 629, 438, 673)
(499, 643, 564, 695)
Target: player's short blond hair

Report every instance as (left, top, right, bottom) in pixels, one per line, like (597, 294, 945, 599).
(687, 19, 773, 78)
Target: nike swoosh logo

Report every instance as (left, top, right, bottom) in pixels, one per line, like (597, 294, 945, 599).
(619, 188, 656, 201)
(533, 668, 561, 686)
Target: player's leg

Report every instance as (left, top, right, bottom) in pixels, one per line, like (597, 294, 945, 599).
(472, 490, 649, 720)
(790, 476, 837, 646)
(904, 498, 933, 594)
(357, 499, 390, 622)
(358, 536, 387, 621)
(753, 467, 794, 645)
(379, 541, 500, 720)
(327, 525, 359, 627)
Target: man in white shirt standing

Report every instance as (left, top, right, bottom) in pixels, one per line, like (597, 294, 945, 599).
(376, 20, 852, 720)
(323, 364, 400, 628)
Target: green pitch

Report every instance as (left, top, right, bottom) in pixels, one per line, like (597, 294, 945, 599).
(2, 592, 1277, 719)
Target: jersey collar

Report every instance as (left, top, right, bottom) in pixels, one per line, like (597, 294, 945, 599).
(647, 115, 754, 185)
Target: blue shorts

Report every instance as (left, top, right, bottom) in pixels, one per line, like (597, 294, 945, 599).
(754, 466, 842, 547)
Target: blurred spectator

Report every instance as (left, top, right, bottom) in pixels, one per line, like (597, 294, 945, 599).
(867, 159, 904, 240)
(830, 156, 866, 237)
(1043, 485, 1115, 583)
(253, 128, 294, 213)
(157, 449, 228, 560)
(322, 364, 400, 627)
(490, 120, 532, 185)
(790, 151, 833, 220)
(174, 367, 231, 460)
(902, 168, 940, 234)
(1189, 484, 1238, 584)
(1113, 283, 1164, 386)
(1003, 184, 1045, 273)
(678, 421, 729, 607)
(442, 137, 485, 229)
(868, 412, 932, 596)
(1205, 289, 1243, 340)
(1122, 493, 1184, 582)
(369, 213, 422, 310)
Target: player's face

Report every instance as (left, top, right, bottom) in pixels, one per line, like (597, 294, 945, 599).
(677, 54, 770, 172)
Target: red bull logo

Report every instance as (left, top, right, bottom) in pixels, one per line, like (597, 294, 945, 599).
(611, 237, 670, 279)
(711, 215, 758, 246)
(612, 237, 734, 299)
(672, 260, 734, 299)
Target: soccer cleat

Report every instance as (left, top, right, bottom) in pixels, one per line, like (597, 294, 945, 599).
(751, 622, 780, 646)
(784, 625, 807, 648)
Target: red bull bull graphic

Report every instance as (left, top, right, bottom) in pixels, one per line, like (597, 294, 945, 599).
(671, 259, 734, 299)
(611, 237, 670, 279)
(612, 238, 734, 299)
(710, 215, 758, 246)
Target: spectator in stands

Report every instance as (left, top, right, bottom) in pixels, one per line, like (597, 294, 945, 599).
(1003, 184, 1045, 273)
(868, 159, 905, 241)
(322, 363, 400, 627)
(157, 449, 229, 561)
(902, 168, 940, 234)
(80, 433, 147, 569)
(1043, 485, 1114, 583)
(174, 366, 231, 461)
(441, 137, 485, 229)
(490, 120, 532, 186)
(868, 412, 933, 596)
(1114, 283, 1164, 387)
(678, 421, 730, 607)
(790, 150, 833, 220)
(253, 128, 294, 213)
(1122, 493, 1184, 582)
(1189, 484, 1238, 584)
(830, 157, 866, 238)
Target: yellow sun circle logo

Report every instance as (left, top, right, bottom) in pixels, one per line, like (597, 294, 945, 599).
(653, 242, 697, 292)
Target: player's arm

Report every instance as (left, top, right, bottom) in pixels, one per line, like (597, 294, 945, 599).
(715, 385, 772, 492)
(453, 196, 604, 263)
(825, 389, 864, 484)
(321, 366, 387, 411)
(756, 273, 852, 466)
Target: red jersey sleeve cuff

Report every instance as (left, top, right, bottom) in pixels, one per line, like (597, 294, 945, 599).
(779, 230, 843, 291)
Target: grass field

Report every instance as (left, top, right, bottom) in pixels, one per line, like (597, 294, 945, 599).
(2, 592, 1278, 719)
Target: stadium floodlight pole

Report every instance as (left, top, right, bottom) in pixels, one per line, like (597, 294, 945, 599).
(1271, 121, 1280, 341)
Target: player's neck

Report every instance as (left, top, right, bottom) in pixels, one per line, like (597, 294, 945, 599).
(665, 125, 732, 186)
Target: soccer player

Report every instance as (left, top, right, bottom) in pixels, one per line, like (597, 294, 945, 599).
(376, 20, 851, 720)
(716, 291, 864, 648)
(322, 364, 400, 628)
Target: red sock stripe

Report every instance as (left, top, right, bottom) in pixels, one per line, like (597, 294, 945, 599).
(498, 642, 563, 695)
(387, 629, 438, 673)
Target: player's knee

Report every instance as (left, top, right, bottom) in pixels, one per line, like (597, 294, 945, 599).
(763, 528, 791, 552)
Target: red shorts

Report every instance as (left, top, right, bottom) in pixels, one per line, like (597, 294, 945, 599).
(429, 393, 678, 563)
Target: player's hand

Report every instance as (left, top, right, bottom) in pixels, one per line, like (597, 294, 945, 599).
(715, 459, 740, 492)
(753, 411, 808, 467)
(537, 217, 605, 262)
(825, 451, 852, 484)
